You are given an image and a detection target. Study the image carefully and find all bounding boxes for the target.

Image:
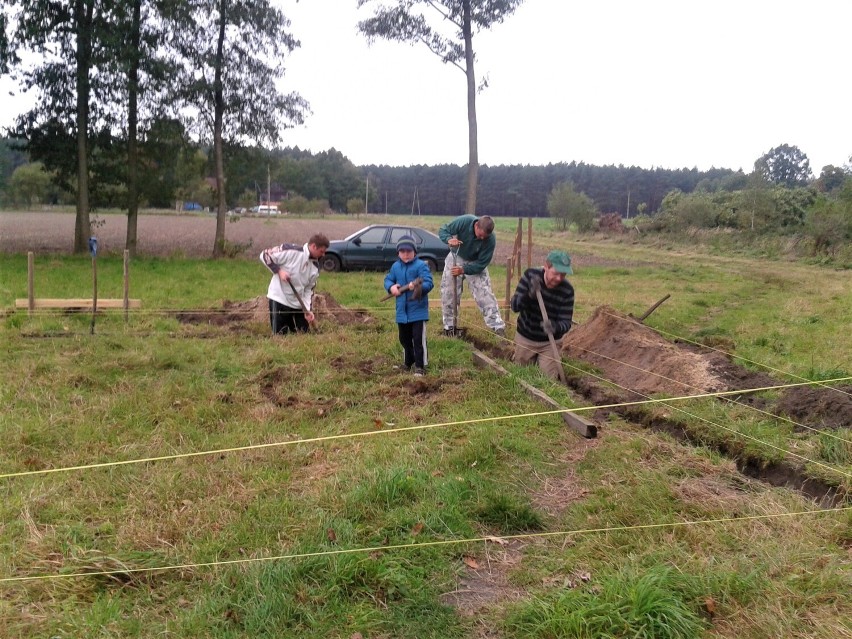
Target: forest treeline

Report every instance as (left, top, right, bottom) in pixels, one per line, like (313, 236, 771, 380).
(0, 135, 763, 217)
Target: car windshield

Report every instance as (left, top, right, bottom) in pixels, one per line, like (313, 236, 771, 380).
(342, 228, 371, 241)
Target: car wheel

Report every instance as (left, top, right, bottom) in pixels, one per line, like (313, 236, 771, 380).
(321, 254, 341, 272)
(423, 258, 438, 272)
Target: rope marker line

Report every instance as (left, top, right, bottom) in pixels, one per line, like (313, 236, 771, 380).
(2, 506, 847, 585)
(601, 309, 852, 398)
(2, 378, 849, 481)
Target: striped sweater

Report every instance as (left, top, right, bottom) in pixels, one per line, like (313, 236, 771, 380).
(510, 267, 574, 342)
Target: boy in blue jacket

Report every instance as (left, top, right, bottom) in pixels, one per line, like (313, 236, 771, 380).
(384, 235, 434, 376)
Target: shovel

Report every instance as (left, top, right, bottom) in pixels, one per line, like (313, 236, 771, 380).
(281, 277, 319, 332)
(534, 287, 568, 384)
(447, 241, 465, 337)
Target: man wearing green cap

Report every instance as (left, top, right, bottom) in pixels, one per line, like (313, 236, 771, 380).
(509, 250, 575, 380)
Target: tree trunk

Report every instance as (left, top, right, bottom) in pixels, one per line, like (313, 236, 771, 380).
(125, 0, 141, 257)
(73, 0, 93, 254)
(462, 0, 478, 216)
(211, 0, 228, 258)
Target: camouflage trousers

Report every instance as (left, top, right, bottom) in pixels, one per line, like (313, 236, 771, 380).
(440, 256, 506, 331)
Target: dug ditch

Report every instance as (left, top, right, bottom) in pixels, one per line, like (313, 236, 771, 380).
(176, 296, 850, 508)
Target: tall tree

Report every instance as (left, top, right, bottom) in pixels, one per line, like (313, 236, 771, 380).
(753, 143, 812, 188)
(9, 0, 119, 253)
(358, 0, 524, 215)
(0, 11, 12, 73)
(176, 0, 308, 257)
(110, 0, 176, 256)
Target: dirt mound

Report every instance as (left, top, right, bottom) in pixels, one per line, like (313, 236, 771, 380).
(175, 293, 374, 328)
(562, 305, 735, 396)
(312, 293, 374, 326)
(775, 384, 852, 432)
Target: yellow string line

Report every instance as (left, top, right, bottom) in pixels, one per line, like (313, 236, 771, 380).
(472, 311, 852, 444)
(465, 323, 852, 475)
(584, 309, 852, 440)
(2, 506, 848, 585)
(601, 309, 852, 398)
(2, 378, 849, 482)
(558, 331, 851, 445)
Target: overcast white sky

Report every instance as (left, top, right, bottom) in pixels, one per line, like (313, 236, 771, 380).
(2, 0, 850, 173)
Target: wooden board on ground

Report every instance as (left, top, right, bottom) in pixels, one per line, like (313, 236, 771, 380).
(15, 299, 142, 309)
(471, 349, 597, 439)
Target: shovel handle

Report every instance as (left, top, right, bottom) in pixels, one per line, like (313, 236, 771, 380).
(534, 288, 567, 384)
(286, 279, 310, 315)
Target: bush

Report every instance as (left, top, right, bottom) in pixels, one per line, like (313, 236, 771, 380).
(547, 181, 597, 232)
(597, 212, 625, 233)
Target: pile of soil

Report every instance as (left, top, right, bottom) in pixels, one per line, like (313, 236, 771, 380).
(562, 305, 733, 396)
(175, 293, 374, 328)
(561, 305, 852, 432)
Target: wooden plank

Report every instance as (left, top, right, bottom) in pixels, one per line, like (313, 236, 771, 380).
(471, 349, 597, 439)
(15, 299, 142, 309)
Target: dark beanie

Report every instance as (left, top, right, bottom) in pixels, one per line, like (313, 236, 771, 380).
(396, 236, 417, 253)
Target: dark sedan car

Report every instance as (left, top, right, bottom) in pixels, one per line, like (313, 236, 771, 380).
(320, 224, 450, 272)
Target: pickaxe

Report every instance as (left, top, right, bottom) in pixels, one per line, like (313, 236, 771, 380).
(379, 277, 423, 302)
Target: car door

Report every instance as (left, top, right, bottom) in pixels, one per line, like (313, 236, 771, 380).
(345, 226, 390, 268)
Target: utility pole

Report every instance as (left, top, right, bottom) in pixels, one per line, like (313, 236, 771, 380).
(267, 164, 271, 211)
(365, 176, 369, 214)
(626, 189, 631, 219)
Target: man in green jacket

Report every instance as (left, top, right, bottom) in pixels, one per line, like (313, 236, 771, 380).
(438, 214, 506, 336)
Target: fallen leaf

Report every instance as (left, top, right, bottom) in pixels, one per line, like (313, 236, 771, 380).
(704, 596, 717, 615)
(326, 528, 337, 543)
(486, 535, 508, 546)
(373, 418, 383, 428)
(431, 470, 444, 477)
(578, 570, 591, 582)
(317, 408, 325, 416)
(462, 555, 479, 569)
(411, 522, 424, 536)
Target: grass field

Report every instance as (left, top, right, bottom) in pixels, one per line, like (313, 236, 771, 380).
(1, 224, 850, 638)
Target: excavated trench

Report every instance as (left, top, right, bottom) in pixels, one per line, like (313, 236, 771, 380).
(177, 298, 850, 507)
(552, 306, 848, 507)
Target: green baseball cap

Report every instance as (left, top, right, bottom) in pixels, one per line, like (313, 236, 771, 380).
(546, 250, 573, 274)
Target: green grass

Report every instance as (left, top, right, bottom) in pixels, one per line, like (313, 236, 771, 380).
(1, 237, 850, 638)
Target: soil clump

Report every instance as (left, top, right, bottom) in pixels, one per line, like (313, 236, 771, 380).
(175, 293, 374, 329)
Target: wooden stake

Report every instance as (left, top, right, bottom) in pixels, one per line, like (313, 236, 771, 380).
(515, 218, 522, 279)
(504, 256, 512, 324)
(527, 217, 532, 269)
(90, 253, 98, 335)
(27, 252, 34, 316)
(123, 250, 130, 323)
(632, 294, 671, 323)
